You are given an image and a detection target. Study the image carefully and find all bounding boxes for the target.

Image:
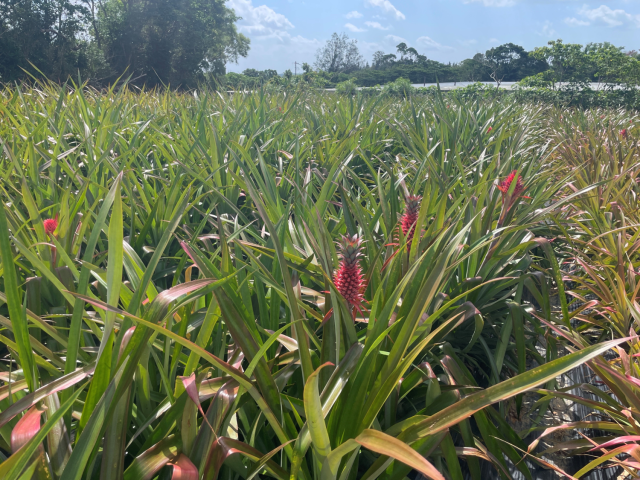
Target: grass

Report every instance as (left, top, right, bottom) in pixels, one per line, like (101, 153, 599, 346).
(0, 81, 638, 479)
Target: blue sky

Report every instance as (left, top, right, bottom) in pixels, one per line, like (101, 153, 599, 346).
(226, 0, 640, 73)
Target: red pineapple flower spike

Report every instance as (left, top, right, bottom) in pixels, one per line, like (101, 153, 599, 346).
(400, 195, 422, 247)
(497, 170, 525, 209)
(43, 216, 58, 236)
(43, 215, 59, 268)
(333, 235, 366, 317)
(497, 171, 523, 195)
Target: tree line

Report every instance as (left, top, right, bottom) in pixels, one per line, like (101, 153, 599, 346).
(230, 33, 640, 90)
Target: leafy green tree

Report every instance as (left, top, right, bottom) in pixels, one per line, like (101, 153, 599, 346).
(530, 39, 586, 88)
(396, 42, 408, 61)
(406, 47, 419, 62)
(372, 51, 397, 69)
(0, 0, 249, 86)
(484, 43, 544, 82)
(95, 0, 249, 87)
(315, 33, 364, 73)
(242, 68, 260, 78)
(521, 40, 640, 89)
(584, 42, 640, 87)
(0, 0, 89, 82)
(459, 54, 490, 82)
(301, 62, 313, 82)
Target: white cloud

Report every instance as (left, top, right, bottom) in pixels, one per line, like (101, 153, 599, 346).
(575, 5, 640, 28)
(365, 0, 406, 20)
(228, 0, 294, 36)
(385, 34, 407, 45)
(488, 38, 499, 44)
(536, 20, 556, 37)
(464, 0, 516, 6)
(564, 17, 590, 27)
(345, 23, 367, 32)
(226, 0, 322, 73)
(365, 21, 390, 30)
(459, 39, 478, 46)
(416, 36, 454, 51)
(345, 11, 363, 19)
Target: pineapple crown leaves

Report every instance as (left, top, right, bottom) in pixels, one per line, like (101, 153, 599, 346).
(405, 194, 422, 209)
(402, 194, 422, 216)
(336, 234, 365, 265)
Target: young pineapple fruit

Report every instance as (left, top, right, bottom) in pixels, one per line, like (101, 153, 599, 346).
(334, 234, 365, 308)
(401, 195, 422, 246)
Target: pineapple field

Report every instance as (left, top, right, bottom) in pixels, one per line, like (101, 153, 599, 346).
(0, 82, 638, 480)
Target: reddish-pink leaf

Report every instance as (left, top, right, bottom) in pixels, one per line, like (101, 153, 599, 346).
(454, 447, 512, 479)
(232, 351, 244, 370)
(191, 381, 240, 464)
(205, 437, 243, 480)
(123, 436, 180, 480)
(198, 377, 229, 401)
(606, 444, 640, 460)
(227, 346, 245, 371)
(119, 327, 137, 358)
(179, 373, 206, 419)
(11, 406, 43, 453)
(0, 365, 95, 429)
(355, 429, 445, 480)
(157, 278, 218, 302)
(576, 444, 640, 478)
(528, 422, 626, 453)
(124, 444, 197, 479)
(590, 436, 640, 451)
(204, 437, 289, 480)
(69, 278, 218, 320)
(615, 459, 640, 469)
(180, 373, 217, 435)
(169, 454, 198, 480)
